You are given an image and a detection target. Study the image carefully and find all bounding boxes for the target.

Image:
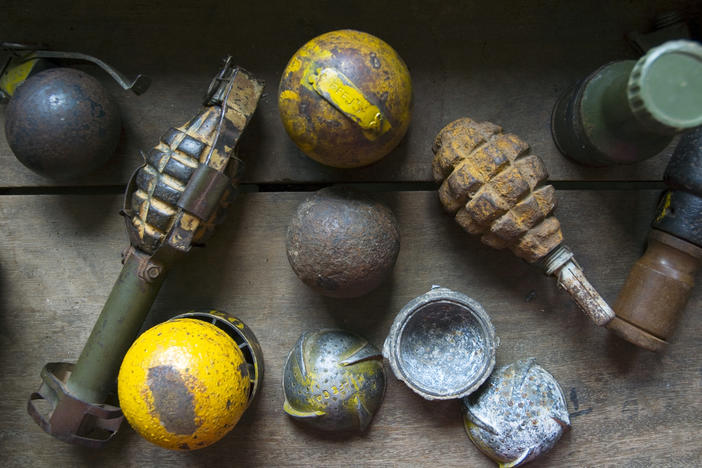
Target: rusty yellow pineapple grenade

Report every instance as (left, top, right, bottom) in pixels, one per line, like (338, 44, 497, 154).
(432, 117, 614, 327)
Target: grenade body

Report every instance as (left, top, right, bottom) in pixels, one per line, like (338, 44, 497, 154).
(433, 117, 562, 263)
(125, 104, 239, 254)
(278, 29, 412, 168)
(286, 186, 400, 298)
(462, 359, 570, 467)
(5, 68, 121, 178)
(432, 117, 614, 326)
(283, 329, 386, 432)
(118, 317, 253, 450)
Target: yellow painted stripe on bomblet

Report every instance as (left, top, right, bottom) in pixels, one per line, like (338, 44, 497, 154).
(310, 67, 391, 139)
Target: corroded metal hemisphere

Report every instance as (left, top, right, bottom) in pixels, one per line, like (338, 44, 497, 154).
(278, 29, 412, 168)
(173, 310, 264, 406)
(5, 67, 120, 178)
(383, 286, 497, 400)
(282, 329, 386, 432)
(286, 186, 400, 298)
(462, 359, 570, 467)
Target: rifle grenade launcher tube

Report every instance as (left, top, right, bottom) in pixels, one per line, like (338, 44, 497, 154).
(27, 58, 264, 447)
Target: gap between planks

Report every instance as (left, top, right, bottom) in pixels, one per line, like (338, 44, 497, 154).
(0, 180, 667, 196)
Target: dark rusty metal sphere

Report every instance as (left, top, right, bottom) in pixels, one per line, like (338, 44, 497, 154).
(5, 67, 120, 179)
(286, 186, 400, 298)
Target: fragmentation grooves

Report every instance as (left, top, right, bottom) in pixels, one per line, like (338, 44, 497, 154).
(130, 109, 214, 254)
(432, 117, 563, 263)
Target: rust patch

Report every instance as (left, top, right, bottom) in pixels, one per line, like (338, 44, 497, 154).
(147, 365, 200, 435)
(238, 362, 249, 379)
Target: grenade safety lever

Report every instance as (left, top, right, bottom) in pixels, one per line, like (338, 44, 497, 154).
(0, 42, 150, 100)
(27, 57, 264, 447)
(432, 117, 615, 327)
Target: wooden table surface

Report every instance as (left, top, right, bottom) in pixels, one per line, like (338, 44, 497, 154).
(1, 1, 700, 467)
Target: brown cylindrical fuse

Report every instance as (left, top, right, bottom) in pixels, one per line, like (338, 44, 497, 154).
(608, 127, 702, 351)
(609, 230, 702, 351)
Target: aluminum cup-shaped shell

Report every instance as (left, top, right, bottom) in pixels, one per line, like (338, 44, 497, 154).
(383, 286, 498, 400)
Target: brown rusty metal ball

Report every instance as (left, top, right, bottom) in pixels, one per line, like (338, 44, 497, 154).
(286, 186, 400, 298)
(5, 67, 121, 179)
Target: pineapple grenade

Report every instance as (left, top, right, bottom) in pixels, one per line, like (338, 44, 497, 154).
(432, 117, 614, 326)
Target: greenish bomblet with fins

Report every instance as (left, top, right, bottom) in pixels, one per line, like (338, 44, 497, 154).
(551, 40, 702, 166)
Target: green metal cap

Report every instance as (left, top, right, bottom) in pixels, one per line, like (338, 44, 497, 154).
(627, 40, 702, 134)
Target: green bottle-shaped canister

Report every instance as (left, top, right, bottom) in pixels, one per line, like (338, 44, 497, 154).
(552, 40, 702, 166)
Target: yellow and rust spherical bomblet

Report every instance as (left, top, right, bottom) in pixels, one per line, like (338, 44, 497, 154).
(118, 310, 264, 450)
(278, 29, 412, 168)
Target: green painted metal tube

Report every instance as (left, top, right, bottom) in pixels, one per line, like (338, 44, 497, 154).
(551, 40, 702, 166)
(65, 251, 165, 404)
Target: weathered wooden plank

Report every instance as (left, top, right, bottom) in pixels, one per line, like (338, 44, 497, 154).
(0, 190, 699, 466)
(0, 0, 691, 187)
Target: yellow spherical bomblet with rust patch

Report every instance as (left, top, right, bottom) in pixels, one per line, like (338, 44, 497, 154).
(279, 29, 412, 168)
(118, 311, 263, 450)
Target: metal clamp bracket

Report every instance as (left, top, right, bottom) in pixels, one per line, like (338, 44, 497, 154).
(27, 363, 123, 448)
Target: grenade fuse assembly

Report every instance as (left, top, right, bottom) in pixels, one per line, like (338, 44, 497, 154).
(433, 117, 615, 327)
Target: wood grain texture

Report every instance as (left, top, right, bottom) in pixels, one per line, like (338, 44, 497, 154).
(0, 190, 699, 467)
(1, 0, 696, 187)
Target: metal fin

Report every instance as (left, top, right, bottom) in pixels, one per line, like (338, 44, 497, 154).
(500, 447, 533, 468)
(283, 399, 325, 419)
(353, 394, 373, 431)
(298, 332, 309, 377)
(339, 341, 382, 366)
(551, 415, 571, 430)
(463, 407, 499, 435)
(514, 358, 536, 394)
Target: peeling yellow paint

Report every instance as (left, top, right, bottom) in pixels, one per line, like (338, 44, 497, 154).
(655, 192, 672, 223)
